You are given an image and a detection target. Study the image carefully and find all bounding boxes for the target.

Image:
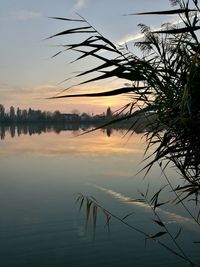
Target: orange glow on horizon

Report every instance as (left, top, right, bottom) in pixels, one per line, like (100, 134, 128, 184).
(1, 80, 135, 114)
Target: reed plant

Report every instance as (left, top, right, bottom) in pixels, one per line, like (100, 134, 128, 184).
(49, 0, 200, 193)
(49, 0, 200, 265)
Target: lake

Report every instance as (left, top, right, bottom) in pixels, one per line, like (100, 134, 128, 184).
(0, 125, 199, 267)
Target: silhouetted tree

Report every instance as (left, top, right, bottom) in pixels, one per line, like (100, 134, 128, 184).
(16, 107, 21, 121)
(0, 104, 5, 121)
(9, 106, 15, 121)
(106, 107, 112, 118)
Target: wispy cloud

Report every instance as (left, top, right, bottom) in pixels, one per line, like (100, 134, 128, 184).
(0, 82, 129, 113)
(73, 0, 88, 11)
(118, 17, 184, 45)
(0, 83, 61, 109)
(118, 32, 144, 45)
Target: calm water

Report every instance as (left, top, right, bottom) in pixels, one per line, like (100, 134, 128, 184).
(0, 125, 199, 267)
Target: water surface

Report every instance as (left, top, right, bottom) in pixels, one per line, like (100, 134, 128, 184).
(0, 125, 199, 266)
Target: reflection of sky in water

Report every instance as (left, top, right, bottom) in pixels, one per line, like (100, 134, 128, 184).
(0, 129, 199, 267)
(94, 185, 200, 231)
(0, 129, 146, 157)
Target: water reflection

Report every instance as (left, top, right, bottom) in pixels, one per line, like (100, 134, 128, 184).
(0, 122, 146, 140)
(0, 124, 66, 140)
(0, 125, 199, 267)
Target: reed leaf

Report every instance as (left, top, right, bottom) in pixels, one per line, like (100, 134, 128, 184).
(153, 219, 165, 227)
(121, 212, 135, 221)
(147, 231, 167, 239)
(47, 26, 96, 39)
(49, 87, 145, 99)
(130, 8, 197, 15)
(49, 16, 85, 22)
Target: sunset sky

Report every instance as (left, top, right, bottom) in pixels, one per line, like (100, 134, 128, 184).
(1, 0, 177, 114)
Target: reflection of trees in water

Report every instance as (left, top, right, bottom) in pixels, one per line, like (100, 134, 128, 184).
(106, 128, 112, 137)
(0, 121, 148, 140)
(0, 124, 62, 140)
(10, 125, 15, 138)
(0, 126, 5, 140)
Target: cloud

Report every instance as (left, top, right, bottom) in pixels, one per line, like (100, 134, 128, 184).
(0, 83, 127, 113)
(0, 83, 61, 110)
(118, 17, 184, 46)
(118, 32, 144, 45)
(0, 84, 58, 97)
(73, 0, 88, 11)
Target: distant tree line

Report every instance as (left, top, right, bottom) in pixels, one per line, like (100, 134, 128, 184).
(0, 104, 154, 140)
(0, 104, 115, 124)
(0, 104, 67, 123)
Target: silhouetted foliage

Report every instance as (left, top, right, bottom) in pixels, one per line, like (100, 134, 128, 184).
(49, 1, 200, 266)
(49, 0, 200, 200)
